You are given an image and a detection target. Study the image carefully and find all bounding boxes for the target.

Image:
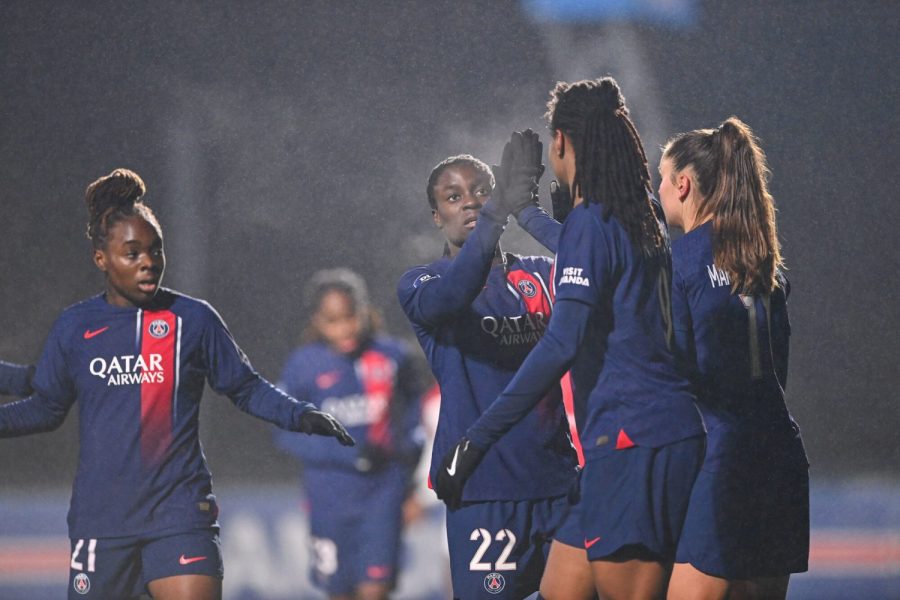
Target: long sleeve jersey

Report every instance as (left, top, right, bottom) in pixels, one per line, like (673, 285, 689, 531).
(398, 201, 577, 502)
(0, 289, 316, 538)
(0, 360, 33, 397)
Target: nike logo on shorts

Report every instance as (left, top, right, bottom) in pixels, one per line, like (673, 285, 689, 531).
(179, 554, 207, 565)
(584, 537, 601, 549)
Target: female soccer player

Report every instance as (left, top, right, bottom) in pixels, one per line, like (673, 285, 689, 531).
(398, 131, 580, 599)
(275, 267, 427, 600)
(659, 118, 809, 600)
(436, 77, 706, 600)
(0, 360, 33, 396)
(0, 169, 353, 600)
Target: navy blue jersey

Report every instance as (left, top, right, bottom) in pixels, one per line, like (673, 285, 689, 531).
(467, 200, 703, 456)
(274, 335, 425, 474)
(553, 201, 703, 451)
(0, 360, 33, 397)
(0, 289, 316, 538)
(398, 201, 577, 502)
(671, 222, 805, 455)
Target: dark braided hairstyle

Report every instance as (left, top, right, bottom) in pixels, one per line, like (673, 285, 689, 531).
(546, 77, 665, 256)
(425, 154, 494, 210)
(85, 168, 162, 249)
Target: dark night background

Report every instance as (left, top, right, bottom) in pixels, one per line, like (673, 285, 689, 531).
(1, 0, 897, 489)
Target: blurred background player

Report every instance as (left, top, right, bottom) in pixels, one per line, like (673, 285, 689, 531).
(275, 268, 428, 600)
(659, 118, 809, 600)
(0, 168, 353, 600)
(397, 133, 580, 599)
(0, 359, 34, 397)
(437, 77, 706, 600)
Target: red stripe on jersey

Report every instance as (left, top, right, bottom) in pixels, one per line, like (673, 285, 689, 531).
(549, 263, 557, 303)
(358, 350, 395, 450)
(507, 270, 552, 317)
(560, 372, 585, 467)
(140, 310, 177, 466)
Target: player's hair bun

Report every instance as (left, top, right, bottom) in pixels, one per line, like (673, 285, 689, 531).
(594, 78, 625, 113)
(85, 168, 146, 218)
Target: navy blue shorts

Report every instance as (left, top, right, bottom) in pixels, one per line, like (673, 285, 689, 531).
(68, 527, 222, 599)
(446, 496, 569, 599)
(579, 435, 704, 562)
(676, 429, 809, 578)
(305, 467, 408, 595)
(552, 469, 584, 549)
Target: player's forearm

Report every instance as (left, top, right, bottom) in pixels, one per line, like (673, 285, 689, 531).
(466, 298, 590, 448)
(516, 204, 561, 254)
(229, 377, 316, 431)
(404, 202, 508, 324)
(0, 361, 34, 397)
(0, 393, 69, 437)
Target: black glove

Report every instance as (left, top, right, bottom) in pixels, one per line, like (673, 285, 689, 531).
(355, 443, 391, 473)
(297, 410, 355, 446)
(493, 129, 545, 216)
(433, 437, 487, 510)
(550, 179, 574, 223)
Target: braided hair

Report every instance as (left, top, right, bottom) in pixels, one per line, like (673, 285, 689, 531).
(546, 77, 665, 255)
(84, 168, 162, 249)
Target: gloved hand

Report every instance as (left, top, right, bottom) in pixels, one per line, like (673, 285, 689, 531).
(355, 443, 391, 473)
(493, 129, 545, 216)
(433, 437, 487, 510)
(550, 179, 574, 223)
(297, 410, 355, 446)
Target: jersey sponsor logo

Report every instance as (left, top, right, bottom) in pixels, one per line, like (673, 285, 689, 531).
(73, 573, 90, 595)
(179, 554, 207, 565)
(321, 393, 387, 428)
(480, 312, 547, 346)
(706, 263, 731, 288)
(413, 273, 439, 288)
(516, 279, 537, 298)
(584, 536, 602, 549)
(558, 266, 590, 287)
(148, 319, 170, 338)
(484, 572, 506, 594)
(89, 353, 165, 386)
(83, 326, 109, 340)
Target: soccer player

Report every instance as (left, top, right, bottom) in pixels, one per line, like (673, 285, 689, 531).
(0, 359, 33, 397)
(659, 118, 809, 600)
(397, 132, 580, 599)
(0, 168, 354, 600)
(435, 77, 706, 600)
(275, 268, 427, 600)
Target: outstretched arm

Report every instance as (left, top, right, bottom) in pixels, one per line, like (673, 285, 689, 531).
(0, 360, 34, 397)
(398, 199, 508, 327)
(516, 204, 561, 253)
(433, 298, 591, 508)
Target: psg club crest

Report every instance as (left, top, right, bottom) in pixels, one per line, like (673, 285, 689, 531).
(484, 572, 506, 594)
(148, 319, 170, 339)
(73, 573, 91, 594)
(517, 279, 537, 298)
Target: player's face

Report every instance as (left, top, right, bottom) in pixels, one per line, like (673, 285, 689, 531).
(94, 215, 165, 308)
(431, 164, 492, 254)
(657, 157, 683, 229)
(314, 290, 364, 355)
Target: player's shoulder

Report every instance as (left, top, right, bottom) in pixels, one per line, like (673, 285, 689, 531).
(284, 342, 331, 370)
(368, 334, 412, 361)
(398, 258, 450, 295)
(672, 222, 713, 274)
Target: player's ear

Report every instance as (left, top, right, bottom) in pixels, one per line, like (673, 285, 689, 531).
(93, 248, 108, 272)
(677, 172, 692, 202)
(432, 208, 443, 229)
(553, 130, 566, 158)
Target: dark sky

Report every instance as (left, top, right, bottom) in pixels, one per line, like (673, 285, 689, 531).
(1, 0, 898, 486)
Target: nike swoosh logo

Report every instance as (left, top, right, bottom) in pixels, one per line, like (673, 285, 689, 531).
(446, 445, 461, 476)
(83, 327, 109, 339)
(179, 555, 207, 565)
(584, 537, 601, 549)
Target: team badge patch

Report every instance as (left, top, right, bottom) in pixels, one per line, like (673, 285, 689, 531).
(516, 279, 537, 298)
(148, 319, 170, 339)
(484, 572, 506, 594)
(73, 573, 91, 595)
